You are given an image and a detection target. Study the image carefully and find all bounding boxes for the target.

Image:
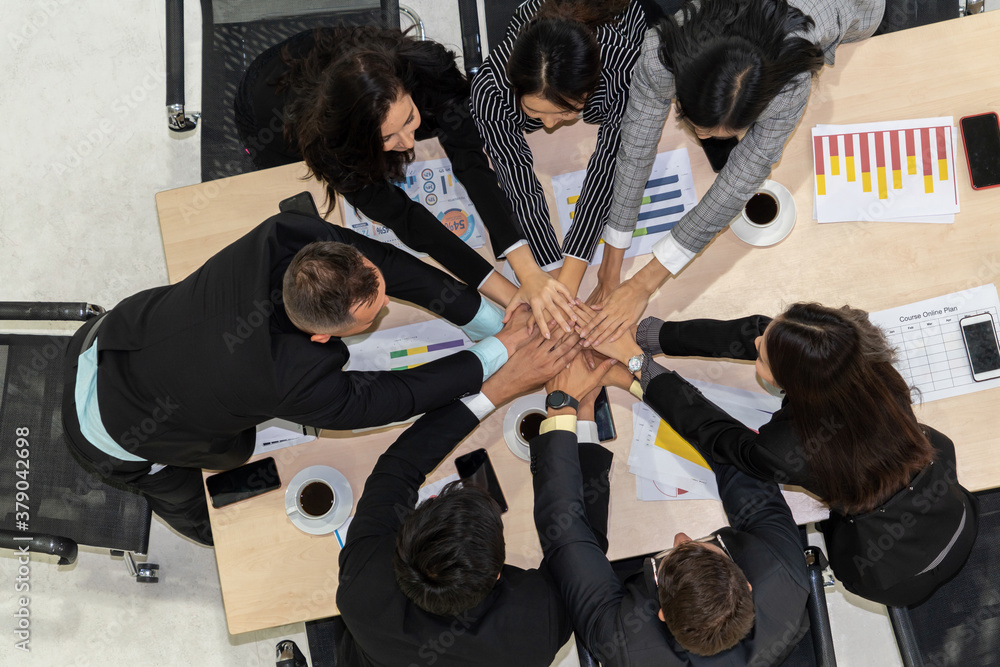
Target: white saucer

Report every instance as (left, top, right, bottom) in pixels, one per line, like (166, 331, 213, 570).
(730, 180, 796, 247)
(284, 465, 353, 536)
(502, 394, 546, 462)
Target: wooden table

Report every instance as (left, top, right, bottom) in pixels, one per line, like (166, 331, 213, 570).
(155, 12, 1000, 635)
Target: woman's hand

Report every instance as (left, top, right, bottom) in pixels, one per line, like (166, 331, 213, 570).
(572, 303, 642, 363)
(575, 278, 651, 347)
(503, 270, 577, 340)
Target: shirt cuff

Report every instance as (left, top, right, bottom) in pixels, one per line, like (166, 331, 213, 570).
(651, 232, 696, 275)
(636, 316, 665, 355)
(501, 239, 528, 258)
(576, 420, 599, 444)
(461, 298, 504, 341)
(628, 380, 644, 400)
(539, 257, 564, 273)
(469, 336, 508, 380)
(460, 392, 497, 421)
(602, 226, 634, 250)
(476, 269, 496, 291)
(540, 414, 578, 434)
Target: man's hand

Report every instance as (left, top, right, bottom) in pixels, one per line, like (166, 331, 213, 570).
(575, 279, 651, 347)
(572, 303, 642, 364)
(544, 354, 617, 407)
(482, 330, 582, 406)
(495, 304, 536, 356)
(502, 270, 576, 340)
(604, 361, 637, 392)
(577, 384, 603, 422)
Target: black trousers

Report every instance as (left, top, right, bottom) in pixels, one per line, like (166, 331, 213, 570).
(61, 317, 214, 546)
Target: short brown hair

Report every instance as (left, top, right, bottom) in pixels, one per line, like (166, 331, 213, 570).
(282, 241, 380, 333)
(657, 542, 755, 655)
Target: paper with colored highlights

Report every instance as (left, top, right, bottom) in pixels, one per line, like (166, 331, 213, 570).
(342, 319, 473, 373)
(342, 156, 486, 254)
(551, 148, 698, 264)
(812, 117, 959, 223)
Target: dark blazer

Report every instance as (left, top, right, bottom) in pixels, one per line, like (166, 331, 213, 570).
(531, 428, 810, 666)
(337, 401, 572, 667)
(235, 29, 523, 287)
(642, 316, 979, 606)
(93, 212, 484, 470)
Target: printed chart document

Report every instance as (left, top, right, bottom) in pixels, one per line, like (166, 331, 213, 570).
(342, 319, 473, 373)
(341, 156, 486, 254)
(870, 284, 1000, 403)
(551, 148, 698, 264)
(812, 117, 959, 223)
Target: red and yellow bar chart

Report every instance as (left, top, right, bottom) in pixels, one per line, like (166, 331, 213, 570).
(812, 117, 959, 223)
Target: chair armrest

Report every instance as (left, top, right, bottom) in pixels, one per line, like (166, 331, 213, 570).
(804, 546, 837, 667)
(0, 529, 79, 565)
(0, 302, 104, 322)
(575, 633, 599, 667)
(888, 606, 925, 667)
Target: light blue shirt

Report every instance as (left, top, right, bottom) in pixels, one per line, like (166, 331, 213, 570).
(75, 342, 147, 462)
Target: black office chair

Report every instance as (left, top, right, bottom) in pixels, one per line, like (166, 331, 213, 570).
(0, 302, 156, 582)
(164, 0, 404, 182)
(305, 614, 347, 667)
(883, 486, 1000, 667)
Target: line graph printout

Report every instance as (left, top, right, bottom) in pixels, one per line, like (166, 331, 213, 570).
(551, 149, 698, 265)
(341, 157, 486, 255)
(869, 284, 1000, 403)
(342, 319, 473, 374)
(812, 117, 959, 223)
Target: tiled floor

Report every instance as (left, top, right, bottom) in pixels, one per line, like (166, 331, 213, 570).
(2, 1, 993, 665)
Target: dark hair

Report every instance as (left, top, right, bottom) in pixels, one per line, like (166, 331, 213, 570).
(281, 26, 468, 202)
(281, 241, 380, 334)
(657, 0, 824, 130)
(394, 481, 506, 616)
(766, 303, 935, 514)
(506, 0, 628, 110)
(657, 542, 755, 656)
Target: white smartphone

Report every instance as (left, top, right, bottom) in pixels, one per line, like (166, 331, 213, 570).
(960, 313, 1000, 382)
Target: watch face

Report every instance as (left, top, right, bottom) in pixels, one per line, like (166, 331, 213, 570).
(628, 355, 643, 373)
(546, 391, 568, 408)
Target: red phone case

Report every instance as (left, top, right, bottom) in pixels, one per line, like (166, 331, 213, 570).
(960, 112, 1000, 191)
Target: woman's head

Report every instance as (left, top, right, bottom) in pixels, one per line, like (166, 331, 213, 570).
(506, 0, 627, 126)
(657, 0, 824, 134)
(282, 26, 466, 199)
(757, 303, 933, 514)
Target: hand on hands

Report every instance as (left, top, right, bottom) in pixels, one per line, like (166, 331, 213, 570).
(502, 270, 577, 340)
(575, 279, 650, 348)
(545, 353, 617, 404)
(571, 303, 641, 363)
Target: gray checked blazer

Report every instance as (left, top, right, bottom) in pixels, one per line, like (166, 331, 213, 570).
(604, 0, 885, 273)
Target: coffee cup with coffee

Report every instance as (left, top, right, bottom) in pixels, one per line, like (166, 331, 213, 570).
(742, 191, 780, 227)
(516, 409, 546, 445)
(288, 479, 336, 519)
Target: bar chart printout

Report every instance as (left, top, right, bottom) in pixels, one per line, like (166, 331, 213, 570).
(868, 284, 1000, 403)
(342, 319, 473, 373)
(551, 148, 698, 264)
(812, 117, 959, 223)
(342, 157, 486, 254)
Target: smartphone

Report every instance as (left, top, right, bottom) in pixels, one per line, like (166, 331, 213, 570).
(455, 449, 508, 513)
(278, 191, 322, 217)
(594, 386, 617, 442)
(960, 112, 1000, 190)
(960, 313, 1000, 382)
(206, 457, 281, 508)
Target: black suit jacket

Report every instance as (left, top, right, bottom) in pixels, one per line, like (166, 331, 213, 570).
(531, 428, 810, 667)
(337, 401, 572, 667)
(93, 212, 484, 469)
(642, 316, 978, 605)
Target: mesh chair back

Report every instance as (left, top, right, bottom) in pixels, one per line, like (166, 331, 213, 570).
(0, 334, 151, 554)
(905, 488, 1000, 666)
(200, 0, 397, 182)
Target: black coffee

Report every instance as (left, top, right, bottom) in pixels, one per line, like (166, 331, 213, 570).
(745, 192, 778, 226)
(519, 412, 545, 441)
(299, 481, 334, 517)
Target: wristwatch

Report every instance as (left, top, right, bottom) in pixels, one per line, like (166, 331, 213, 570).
(545, 390, 579, 411)
(627, 353, 645, 374)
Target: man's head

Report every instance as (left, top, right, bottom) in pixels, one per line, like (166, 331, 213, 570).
(282, 242, 389, 341)
(393, 481, 506, 617)
(654, 532, 755, 656)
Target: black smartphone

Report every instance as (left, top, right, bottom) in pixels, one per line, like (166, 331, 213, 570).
(455, 449, 508, 513)
(960, 112, 1000, 190)
(594, 386, 616, 442)
(278, 191, 322, 217)
(206, 457, 281, 509)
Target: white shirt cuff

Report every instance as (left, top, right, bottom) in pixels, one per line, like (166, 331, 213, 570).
(576, 420, 599, 445)
(476, 269, 496, 290)
(539, 257, 564, 272)
(500, 240, 528, 258)
(651, 232, 696, 275)
(460, 393, 497, 421)
(602, 226, 634, 250)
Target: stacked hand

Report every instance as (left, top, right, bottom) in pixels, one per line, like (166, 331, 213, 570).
(503, 271, 577, 340)
(575, 279, 651, 347)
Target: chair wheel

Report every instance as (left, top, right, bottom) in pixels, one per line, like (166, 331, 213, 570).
(136, 563, 159, 583)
